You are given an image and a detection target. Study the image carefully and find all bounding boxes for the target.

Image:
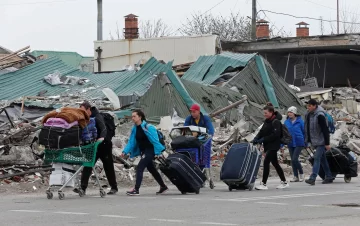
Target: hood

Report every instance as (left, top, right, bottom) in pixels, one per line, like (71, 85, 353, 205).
(275, 111, 283, 121)
(313, 106, 326, 117)
(90, 106, 100, 117)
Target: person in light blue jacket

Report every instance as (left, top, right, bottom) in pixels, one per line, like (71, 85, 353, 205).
(284, 106, 305, 182)
(122, 109, 168, 196)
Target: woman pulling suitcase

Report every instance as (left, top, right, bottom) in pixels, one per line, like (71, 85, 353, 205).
(252, 103, 289, 190)
(284, 106, 305, 182)
(121, 110, 168, 196)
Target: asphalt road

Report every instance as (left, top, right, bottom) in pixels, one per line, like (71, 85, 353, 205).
(1, 177, 360, 226)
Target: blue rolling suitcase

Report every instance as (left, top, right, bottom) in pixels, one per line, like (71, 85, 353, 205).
(220, 143, 261, 191)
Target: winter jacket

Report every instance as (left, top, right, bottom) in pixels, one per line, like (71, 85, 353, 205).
(82, 118, 98, 142)
(90, 107, 107, 140)
(184, 112, 214, 136)
(304, 106, 330, 147)
(284, 116, 305, 148)
(123, 120, 165, 158)
(255, 114, 282, 151)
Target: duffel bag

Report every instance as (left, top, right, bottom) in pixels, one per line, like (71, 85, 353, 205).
(171, 136, 202, 150)
(39, 126, 83, 149)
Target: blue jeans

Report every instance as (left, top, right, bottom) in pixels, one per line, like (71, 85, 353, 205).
(288, 146, 304, 177)
(310, 145, 332, 180)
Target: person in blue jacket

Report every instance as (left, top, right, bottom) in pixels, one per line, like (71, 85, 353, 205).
(284, 106, 305, 182)
(121, 109, 168, 196)
(184, 104, 215, 136)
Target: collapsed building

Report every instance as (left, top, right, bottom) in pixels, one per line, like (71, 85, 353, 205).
(1, 47, 359, 192)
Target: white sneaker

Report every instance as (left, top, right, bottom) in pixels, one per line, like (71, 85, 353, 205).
(276, 181, 290, 189)
(255, 182, 268, 190)
(290, 177, 299, 182)
(299, 174, 304, 182)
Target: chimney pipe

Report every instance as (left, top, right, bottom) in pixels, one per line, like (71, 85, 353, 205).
(256, 19, 270, 39)
(124, 14, 139, 39)
(97, 0, 103, 40)
(296, 22, 309, 37)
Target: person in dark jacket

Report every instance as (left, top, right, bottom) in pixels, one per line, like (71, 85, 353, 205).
(284, 106, 305, 182)
(184, 104, 214, 136)
(76, 101, 118, 195)
(304, 99, 332, 185)
(253, 103, 289, 190)
(122, 109, 168, 196)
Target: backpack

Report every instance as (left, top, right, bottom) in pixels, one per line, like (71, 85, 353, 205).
(273, 120, 292, 145)
(100, 112, 116, 141)
(325, 113, 336, 134)
(145, 123, 166, 146)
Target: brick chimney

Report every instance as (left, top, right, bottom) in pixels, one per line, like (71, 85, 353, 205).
(124, 14, 139, 39)
(296, 22, 309, 37)
(256, 19, 270, 39)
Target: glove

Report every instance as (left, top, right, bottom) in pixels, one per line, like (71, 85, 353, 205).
(251, 139, 258, 144)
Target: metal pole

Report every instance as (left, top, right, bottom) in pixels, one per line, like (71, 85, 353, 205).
(97, 0, 103, 40)
(252, 0, 257, 40)
(284, 53, 291, 81)
(337, 0, 340, 34)
(209, 96, 248, 118)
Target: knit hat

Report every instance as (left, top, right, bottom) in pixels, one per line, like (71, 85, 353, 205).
(190, 104, 201, 112)
(287, 106, 298, 115)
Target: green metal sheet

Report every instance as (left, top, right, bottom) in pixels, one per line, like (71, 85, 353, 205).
(255, 55, 279, 108)
(182, 52, 256, 85)
(31, 50, 93, 70)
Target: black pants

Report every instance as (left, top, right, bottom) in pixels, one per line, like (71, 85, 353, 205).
(81, 140, 118, 190)
(135, 149, 165, 191)
(262, 150, 286, 184)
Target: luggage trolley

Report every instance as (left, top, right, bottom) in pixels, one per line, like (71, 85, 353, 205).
(170, 126, 215, 189)
(44, 142, 106, 200)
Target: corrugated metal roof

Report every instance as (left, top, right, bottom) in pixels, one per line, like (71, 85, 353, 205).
(0, 57, 135, 100)
(136, 74, 189, 118)
(31, 50, 93, 70)
(181, 52, 256, 85)
(182, 80, 244, 123)
(114, 57, 173, 96)
(137, 72, 245, 124)
(224, 57, 305, 114)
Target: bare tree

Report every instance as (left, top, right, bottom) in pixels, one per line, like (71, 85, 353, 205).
(109, 21, 122, 40)
(329, 4, 360, 34)
(139, 19, 172, 38)
(180, 12, 252, 41)
(180, 12, 290, 41)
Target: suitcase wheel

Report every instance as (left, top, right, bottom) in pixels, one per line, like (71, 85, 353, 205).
(181, 191, 187, 195)
(228, 186, 233, 192)
(248, 184, 254, 191)
(344, 176, 351, 183)
(195, 190, 200, 194)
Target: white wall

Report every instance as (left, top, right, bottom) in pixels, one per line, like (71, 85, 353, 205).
(93, 35, 218, 72)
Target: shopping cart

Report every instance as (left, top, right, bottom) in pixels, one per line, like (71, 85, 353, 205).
(173, 138, 215, 189)
(44, 142, 105, 200)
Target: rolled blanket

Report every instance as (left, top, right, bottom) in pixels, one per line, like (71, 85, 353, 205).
(42, 107, 90, 128)
(44, 118, 79, 129)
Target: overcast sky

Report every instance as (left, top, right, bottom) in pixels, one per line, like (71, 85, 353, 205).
(1, 0, 359, 56)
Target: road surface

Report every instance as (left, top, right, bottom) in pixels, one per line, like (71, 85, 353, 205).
(1, 177, 360, 226)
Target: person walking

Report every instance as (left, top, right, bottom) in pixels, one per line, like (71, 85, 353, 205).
(75, 101, 118, 195)
(253, 103, 289, 190)
(304, 99, 333, 185)
(284, 106, 305, 182)
(184, 104, 215, 136)
(122, 110, 168, 196)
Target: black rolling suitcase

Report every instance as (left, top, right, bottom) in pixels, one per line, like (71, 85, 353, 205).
(220, 143, 261, 191)
(39, 126, 83, 149)
(159, 153, 206, 194)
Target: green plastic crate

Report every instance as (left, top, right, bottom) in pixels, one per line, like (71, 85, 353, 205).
(44, 142, 101, 167)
